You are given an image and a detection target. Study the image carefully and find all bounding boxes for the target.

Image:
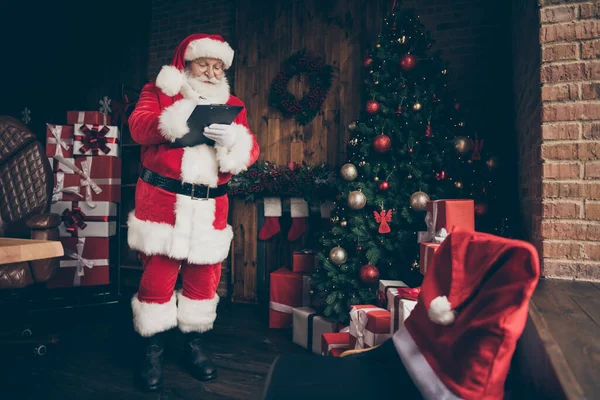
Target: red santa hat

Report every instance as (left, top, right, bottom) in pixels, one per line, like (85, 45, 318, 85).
(394, 228, 540, 400)
(156, 33, 234, 96)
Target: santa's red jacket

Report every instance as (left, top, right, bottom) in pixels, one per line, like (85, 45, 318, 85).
(127, 78, 259, 265)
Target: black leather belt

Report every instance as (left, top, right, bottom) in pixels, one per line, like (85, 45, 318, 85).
(141, 168, 228, 199)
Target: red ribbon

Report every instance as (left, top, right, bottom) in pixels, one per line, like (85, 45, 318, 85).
(78, 125, 115, 155)
(62, 206, 87, 236)
(395, 287, 421, 301)
(470, 139, 484, 161)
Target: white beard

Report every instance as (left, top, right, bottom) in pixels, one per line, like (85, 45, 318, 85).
(183, 70, 230, 104)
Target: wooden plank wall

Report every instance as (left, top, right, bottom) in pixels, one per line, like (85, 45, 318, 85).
(230, 0, 385, 303)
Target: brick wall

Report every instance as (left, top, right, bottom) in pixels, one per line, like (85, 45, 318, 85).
(148, 0, 236, 81)
(518, 0, 600, 280)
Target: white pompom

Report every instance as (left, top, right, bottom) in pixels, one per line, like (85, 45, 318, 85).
(428, 296, 456, 325)
(156, 65, 184, 96)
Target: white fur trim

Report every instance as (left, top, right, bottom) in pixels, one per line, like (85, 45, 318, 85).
(428, 296, 456, 326)
(177, 291, 220, 333)
(127, 207, 233, 265)
(182, 74, 231, 104)
(158, 99, 196, 142)
(131, 293, 178, 337)
(156, 65, 185, 96)
(184, 38, 234, 69)
(215, 123, 254, 174)
(181, 144, 219, 187)
(291, 197, 309, 218)
(393, 326, 461, 400)
(263, 197, 283, 217)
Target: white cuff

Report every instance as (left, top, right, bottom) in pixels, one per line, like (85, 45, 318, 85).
(291, 197, 309, 218)
(215, 123, 254, 174)
(264, 197, 283, 217)
(158, 99, 196, 142)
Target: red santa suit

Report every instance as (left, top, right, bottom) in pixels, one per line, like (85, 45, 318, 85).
(128, 34, 259, 337)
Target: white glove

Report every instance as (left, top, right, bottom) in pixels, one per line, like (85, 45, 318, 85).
(204, 123, 237, 149)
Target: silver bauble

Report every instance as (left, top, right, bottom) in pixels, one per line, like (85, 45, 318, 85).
(348, 191, 367, 210)
(329, 246, 348, 265)
(340, 163, 358, 181)
(410, 191, 430, 211)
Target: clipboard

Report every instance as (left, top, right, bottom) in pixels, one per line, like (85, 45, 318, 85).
(172, 104, 244, 148)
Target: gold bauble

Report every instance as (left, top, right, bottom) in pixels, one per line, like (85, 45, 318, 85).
(487, 156, 498, 170)
(413, 102, 422, 111)
(340, 220, 348, 227)
(376, 43, 381, 48)
(348, 121, 357, 131)
(455, 181, 463, 189)
(348, 190, 367, 210)
(454, 136, 471, 155)
(340, 163, 359, 181)
(410, 191, 430, 211)
(329, 246, 348, 265)
(374, 176, 380, 182)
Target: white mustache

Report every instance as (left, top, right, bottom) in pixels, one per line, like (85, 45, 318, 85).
(198, 76, 220, 84)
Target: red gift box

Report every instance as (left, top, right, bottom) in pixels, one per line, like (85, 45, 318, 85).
(349, 305, 391, 349)
(47, 237, 110, 288)
(292, 251, 315, 274)
(52, 156, 121, 203)
(269, 268, 311, 329)
(49, 156, 75, 173)
(428, 199, 474, 232)
(53, 172, 83, 202)
(321, 332, 350, 356)
(46, 124, 74, 158)
(67, 111, 110, 125)
(420, 242, 441, 275)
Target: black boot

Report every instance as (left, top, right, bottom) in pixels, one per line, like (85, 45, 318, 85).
(183, 332, 217, 381)
(137, 332, 165, 391)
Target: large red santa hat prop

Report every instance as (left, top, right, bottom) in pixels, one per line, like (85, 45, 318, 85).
(394, 228, 540, 400)
(156, 33, 234, 96)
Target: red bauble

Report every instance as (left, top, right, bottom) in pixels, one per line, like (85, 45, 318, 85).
(363, 57, 373, 67)
(360, 264, 380, 284)
(356, 246, 363, 252)
(454, 103, 461, 111)
(378, 181, 390, 191)
(408, 148, 413, 153)
(396, 105, 403, 116)
(366, 100, 380, 114)
(287, 161, 297, 171)
(475, 203, 489, 216)
(373, 134, 391, 153)
(399, 54, 417, 71)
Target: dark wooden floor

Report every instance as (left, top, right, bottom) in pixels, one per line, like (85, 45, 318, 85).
(513, 278, 600, 400)
(0, 299, 305, 400)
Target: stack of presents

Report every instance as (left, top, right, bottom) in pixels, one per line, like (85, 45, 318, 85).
(270, 199, 475, 357)
(45, 111, 121, 288)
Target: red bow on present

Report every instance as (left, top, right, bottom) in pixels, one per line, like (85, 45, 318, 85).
(78, 125, 113, 155)
(470, 138, 484, 161)
(396, 287, 421, 301)
(62, 206, 87, 236)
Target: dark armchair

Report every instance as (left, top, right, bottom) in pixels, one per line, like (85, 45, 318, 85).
(0, 116, 63, 354)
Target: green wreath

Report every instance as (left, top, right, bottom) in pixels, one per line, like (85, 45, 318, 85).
(269, 51, 334, 126)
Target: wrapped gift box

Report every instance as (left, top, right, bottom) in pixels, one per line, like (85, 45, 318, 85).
(53, 172, 83, 202)
(51, 157, 120, 204)
(269, 268, 311, 328)
(67, 111, 110, 125)
(49, 156, 75, 174)
(292, 307, 338, 354)
(420, 242, 441, 275)
(376, 279, 408, 308)
(292, 250, 316, 274)
(74, 124, 120, 157)
(47, 237, 110, 289)
(349, 305, 391, 349)
(51, 201, 117, 237)
(388, 287, 420, 334)
(321, 332, 350, 357)
(46, 124, 74, 158)
(418, 199, 474, 243)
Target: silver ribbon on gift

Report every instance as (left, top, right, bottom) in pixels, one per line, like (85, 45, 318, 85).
(349, 307, 380, 349)
(417, 201, 448, 243)
(53, 155, 103, 208)
(46, 124, 73, 157)
(269, 275, 311, 314)
(63, 238, 94, 286)
(52, 171, 83, 203)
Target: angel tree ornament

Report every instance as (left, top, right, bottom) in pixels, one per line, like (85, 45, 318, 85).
(374, 209, 392, 234)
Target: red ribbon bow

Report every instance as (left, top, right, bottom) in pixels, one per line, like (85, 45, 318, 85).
(470, 138, 484, 161)
(62, 206, 87, 236)
(395, 287, 421, 301)
(78, 125, 113, 155)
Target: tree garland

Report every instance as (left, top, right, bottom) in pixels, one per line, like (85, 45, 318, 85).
(269, 50, 334, 126)
(228, 161, 337, 202)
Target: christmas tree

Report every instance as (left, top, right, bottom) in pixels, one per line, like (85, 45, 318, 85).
(311, 4, 505, 324)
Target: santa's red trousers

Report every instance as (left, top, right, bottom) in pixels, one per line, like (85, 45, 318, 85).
(132, 253, 221, 337)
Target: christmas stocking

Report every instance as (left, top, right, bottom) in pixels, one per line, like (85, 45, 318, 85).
(259, 197, 282, 240)
(320, 201, 336, 219)
(288, 197, 309, 241)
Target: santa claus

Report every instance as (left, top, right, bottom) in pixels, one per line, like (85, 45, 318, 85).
(127, 33, 259, 391)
